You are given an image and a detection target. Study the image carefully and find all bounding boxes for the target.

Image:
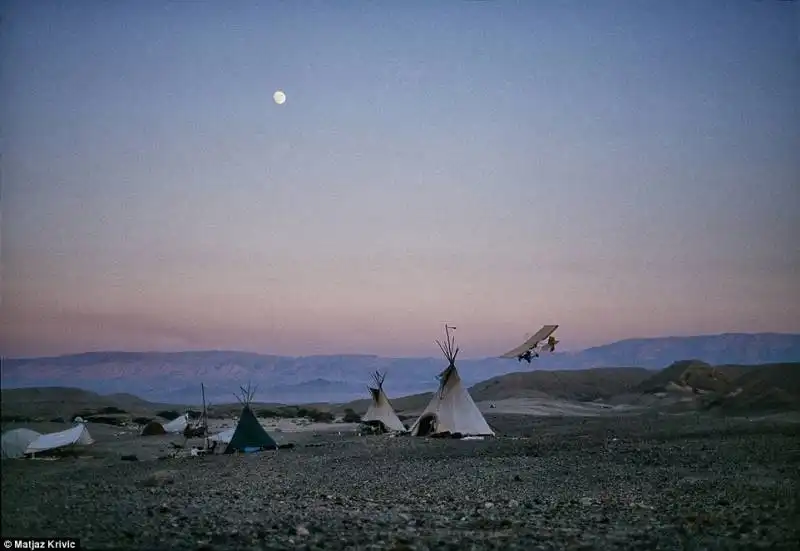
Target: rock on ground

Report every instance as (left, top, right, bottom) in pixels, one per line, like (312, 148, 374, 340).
(2, 414, 799, 550)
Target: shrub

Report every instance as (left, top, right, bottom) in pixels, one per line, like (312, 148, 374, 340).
(257, 409, 280, 419)
(97, 406, 127, 415)
(307, 410, 335, 423)
(342, 408, 361, 423)
(277, 407, 299, 418)
(133, 416, 153, 425)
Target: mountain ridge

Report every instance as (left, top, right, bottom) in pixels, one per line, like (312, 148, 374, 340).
(3, 332, 799, 404)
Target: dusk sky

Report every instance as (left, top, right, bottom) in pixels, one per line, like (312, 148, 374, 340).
(1, 1, 798, 359)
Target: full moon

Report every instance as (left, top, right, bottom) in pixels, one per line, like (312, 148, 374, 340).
(273, 90, 286, 105)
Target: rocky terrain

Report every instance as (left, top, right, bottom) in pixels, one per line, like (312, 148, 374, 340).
(3, 413, 799, 550)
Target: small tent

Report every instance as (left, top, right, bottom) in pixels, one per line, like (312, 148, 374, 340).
(25, 422, 94, 455)
(224, 385, 278, 454)
(1, 428, 42, 459)
(162, 413, 189, 434)
(140, 421, 167, 436)
(208, 427, 235, 444)
(362, 371, 407, 433)
(410, 325, 495, 437)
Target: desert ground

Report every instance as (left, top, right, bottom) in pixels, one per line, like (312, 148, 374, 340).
(3, 406, 799, 550)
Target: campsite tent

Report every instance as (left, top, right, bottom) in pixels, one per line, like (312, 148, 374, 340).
(25, 423, 94, 455)
(140, 421, 167, 436)
(1, 428, 42, 459)
(224, 385, 278, 454)
(362, 371, 407, 433)
(225, 406, 278, 453)
(410, 325, 495, 437)
(162, 413, 189, 434)
(208, 427, 235, 444)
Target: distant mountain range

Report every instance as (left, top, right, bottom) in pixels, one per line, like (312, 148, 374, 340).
(2, 333, 799, 404)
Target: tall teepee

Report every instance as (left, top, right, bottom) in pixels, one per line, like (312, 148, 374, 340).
(361, 371, 407, 433)
(410, 325, 494, 437)
(224, 383, 278, 454)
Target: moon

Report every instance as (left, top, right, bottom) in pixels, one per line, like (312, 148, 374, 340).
(273, 90, 286, 105)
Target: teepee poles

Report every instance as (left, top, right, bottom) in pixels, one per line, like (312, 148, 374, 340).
(436, 324, 459, 366)
(234, 383, 257, 406)
(371, 370, 386, 390)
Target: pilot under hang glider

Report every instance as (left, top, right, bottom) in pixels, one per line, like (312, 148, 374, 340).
(499, 324, 559, 363)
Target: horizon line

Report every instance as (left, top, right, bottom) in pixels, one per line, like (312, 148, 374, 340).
(3, 331, 798, 362)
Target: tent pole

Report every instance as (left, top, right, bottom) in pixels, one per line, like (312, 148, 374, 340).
(201, 383, 207, 429)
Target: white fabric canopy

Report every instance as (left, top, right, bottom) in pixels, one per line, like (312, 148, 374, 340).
(25, 424, 94, 455)
(162, 414, 189, 434)
(208, 428, 235, 444)
(2, 428, 42, 459)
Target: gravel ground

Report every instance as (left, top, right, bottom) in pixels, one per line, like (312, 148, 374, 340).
(3, 413, 799, 550)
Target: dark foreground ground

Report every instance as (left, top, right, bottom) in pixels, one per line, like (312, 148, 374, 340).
(3, 412, 799, 550)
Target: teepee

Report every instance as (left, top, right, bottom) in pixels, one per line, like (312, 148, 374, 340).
(224, 384, 278, 454)
(361, 371, 407, 433)
(410, 325, 495, 437)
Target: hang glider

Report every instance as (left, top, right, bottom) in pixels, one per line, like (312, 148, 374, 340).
(499, 324, 559, 363)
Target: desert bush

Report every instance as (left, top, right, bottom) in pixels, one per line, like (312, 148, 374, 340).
(277, 406, 300, 418)
(257, 408, 280, 418)
(50, 417, 66, 423)
(97, 406, 127, 415)
(156, 410, 181, 420)
(133, 416, 152, 425)
(307, 410, 335, 423)
(342, 408, 361, 423)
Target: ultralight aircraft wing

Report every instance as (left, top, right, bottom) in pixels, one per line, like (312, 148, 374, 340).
(499, 324, 559, 358)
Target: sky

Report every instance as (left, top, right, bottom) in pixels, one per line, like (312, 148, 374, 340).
(1, 0, 798, 359)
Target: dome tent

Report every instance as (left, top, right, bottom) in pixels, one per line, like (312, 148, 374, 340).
(140, 420, 167, 436)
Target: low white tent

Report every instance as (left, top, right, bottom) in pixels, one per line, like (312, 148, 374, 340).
(1, 428, 42, 459)
(410, 325, 495, 437)
(362, 371, 407, 433)
(25, 423, 94, 455)
(162, 413, 189, 434)
(208, 427, 235, 444)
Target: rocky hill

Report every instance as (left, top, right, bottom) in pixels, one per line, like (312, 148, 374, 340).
(632, 360, 800, 413)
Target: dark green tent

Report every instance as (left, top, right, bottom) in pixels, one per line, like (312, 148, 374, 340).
(224, 405, 278, 454)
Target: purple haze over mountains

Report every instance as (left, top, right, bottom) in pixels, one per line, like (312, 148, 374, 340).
(2, 333, 799, 404)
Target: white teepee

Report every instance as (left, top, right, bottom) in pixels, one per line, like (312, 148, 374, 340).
(410, 325, 494, 437)
(361, 371, 407, 433)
